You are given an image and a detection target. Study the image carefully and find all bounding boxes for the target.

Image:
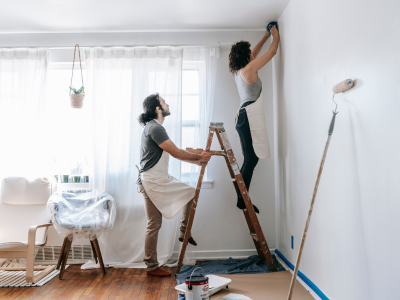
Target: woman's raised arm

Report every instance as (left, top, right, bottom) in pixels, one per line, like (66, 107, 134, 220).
(247, 26, 279, 73)
(251, 30, 271, 59)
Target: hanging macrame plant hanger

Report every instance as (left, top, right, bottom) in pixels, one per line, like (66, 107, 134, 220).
(69, 44, 85, 109)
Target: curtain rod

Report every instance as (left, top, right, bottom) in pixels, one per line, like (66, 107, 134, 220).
(1, 43, 234, 50)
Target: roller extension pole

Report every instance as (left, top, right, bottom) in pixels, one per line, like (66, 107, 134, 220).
(287, 111, 338, 300)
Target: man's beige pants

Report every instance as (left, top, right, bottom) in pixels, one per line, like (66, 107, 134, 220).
(138, 184, 193, 271)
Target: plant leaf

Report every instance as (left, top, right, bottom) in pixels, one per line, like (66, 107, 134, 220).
(77, 86, 85, 94)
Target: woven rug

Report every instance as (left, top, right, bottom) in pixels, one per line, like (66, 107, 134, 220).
(0, 260, 68, 287)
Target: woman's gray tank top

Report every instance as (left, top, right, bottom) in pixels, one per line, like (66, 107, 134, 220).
(234, 70, 262, 106)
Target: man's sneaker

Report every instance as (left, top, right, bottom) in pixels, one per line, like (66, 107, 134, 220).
(147, 267, 171, 277)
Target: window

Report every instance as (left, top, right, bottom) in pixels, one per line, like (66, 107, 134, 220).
(181, 67, 202, 183)
(148, 65, 206, 183)
(46, 61, 205, 182)
(45, 62, 91, 177)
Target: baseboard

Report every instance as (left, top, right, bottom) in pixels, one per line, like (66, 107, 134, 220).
(36, 246, 275, 265)
(275, 249, 329, 300)
(170, 248, 275, 260)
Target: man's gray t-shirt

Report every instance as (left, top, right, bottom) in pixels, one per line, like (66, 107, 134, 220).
(137, 120, 170, 185)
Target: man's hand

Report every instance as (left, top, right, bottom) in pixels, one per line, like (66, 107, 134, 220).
(159, 139, 213, 165)
(196, 148, 212, 166)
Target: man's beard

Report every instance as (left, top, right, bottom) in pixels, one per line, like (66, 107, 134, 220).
(161, 108, 171, 117)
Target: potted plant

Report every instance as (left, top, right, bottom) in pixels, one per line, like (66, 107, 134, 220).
(69, 86, 85, 109)
(58, 161, 70, 183)
(61, 175, 69, 183)
(82, 157, 90, 183)
(72, 162, 81, 183)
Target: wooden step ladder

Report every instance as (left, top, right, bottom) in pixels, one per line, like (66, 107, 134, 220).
(176, 122, 277, 273)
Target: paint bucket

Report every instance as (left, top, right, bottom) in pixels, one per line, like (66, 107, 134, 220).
(185, 267, 209, 300)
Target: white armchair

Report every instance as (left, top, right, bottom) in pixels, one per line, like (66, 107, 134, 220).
(0, 177, 56, 284)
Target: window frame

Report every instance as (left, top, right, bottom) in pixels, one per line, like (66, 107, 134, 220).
(180, 62, 211, 184)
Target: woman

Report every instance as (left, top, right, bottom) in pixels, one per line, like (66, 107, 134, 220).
(229, 25, 279, 213)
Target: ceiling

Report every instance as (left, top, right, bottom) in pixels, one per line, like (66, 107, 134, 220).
(0, 0, 290, 33)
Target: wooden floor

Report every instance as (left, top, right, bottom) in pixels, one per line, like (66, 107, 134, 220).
(0, 265, 180, 300)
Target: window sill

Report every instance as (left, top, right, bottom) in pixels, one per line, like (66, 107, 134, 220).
(183, 180, 213, 189)
(57, 182, 89, 192)
(202, 181, 213, 189)
(57, 181, 213, 190)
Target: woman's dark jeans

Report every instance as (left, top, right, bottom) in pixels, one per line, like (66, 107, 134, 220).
(235, 101, 259, 208)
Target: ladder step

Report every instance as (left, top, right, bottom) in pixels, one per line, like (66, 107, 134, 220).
(250, 233, 259, 242)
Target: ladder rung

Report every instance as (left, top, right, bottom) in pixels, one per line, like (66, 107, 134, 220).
(250, 233, 259, 242)
(186, 148, 225, 156)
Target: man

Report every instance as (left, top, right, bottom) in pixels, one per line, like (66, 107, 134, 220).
(137, 93, 212, 277)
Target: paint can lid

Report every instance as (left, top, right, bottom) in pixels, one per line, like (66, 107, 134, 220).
(185, 275, 209, 285)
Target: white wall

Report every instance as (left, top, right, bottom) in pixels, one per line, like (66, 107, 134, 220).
(0, 31, 277, 259)
(273, 0, 400, 299)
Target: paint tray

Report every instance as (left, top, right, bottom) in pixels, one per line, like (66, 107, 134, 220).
(175, 274, 232, 296)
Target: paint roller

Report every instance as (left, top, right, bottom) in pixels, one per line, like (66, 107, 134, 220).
(326, 79, 354, 134)
(333, 79, 354, 94)
(287, 79, 354, 300)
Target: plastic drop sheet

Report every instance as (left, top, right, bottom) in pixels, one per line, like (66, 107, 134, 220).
(47, 189, 116, 240)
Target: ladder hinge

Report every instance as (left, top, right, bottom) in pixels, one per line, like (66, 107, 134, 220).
(210, 122, 224, 129)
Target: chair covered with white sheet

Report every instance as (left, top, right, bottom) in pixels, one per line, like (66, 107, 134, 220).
(0, 177, 56, 284)
(47, 189, 116, 279)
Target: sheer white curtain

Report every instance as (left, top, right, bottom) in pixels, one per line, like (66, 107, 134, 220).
(84, 46, 183, 267)
(0, 48, 50, 181)
(183, 47, 219, 187)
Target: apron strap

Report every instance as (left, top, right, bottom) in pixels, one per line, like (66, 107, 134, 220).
(235, 106, 244, 135)
(135, 165, 141, 193)
(235, 106, 245, 156)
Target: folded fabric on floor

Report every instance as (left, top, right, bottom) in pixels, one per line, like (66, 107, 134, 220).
(176, 255, 284, 300)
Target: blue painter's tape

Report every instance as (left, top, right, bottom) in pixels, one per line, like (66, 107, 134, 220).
(275, 249, 329, 300)
(266, 21, 278, 33)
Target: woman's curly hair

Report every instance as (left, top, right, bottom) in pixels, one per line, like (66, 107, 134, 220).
(229, 41, 251, 74)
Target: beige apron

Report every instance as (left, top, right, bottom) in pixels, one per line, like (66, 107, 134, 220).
(140, 150, 195, 219)
(236, 92, 270, 159)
